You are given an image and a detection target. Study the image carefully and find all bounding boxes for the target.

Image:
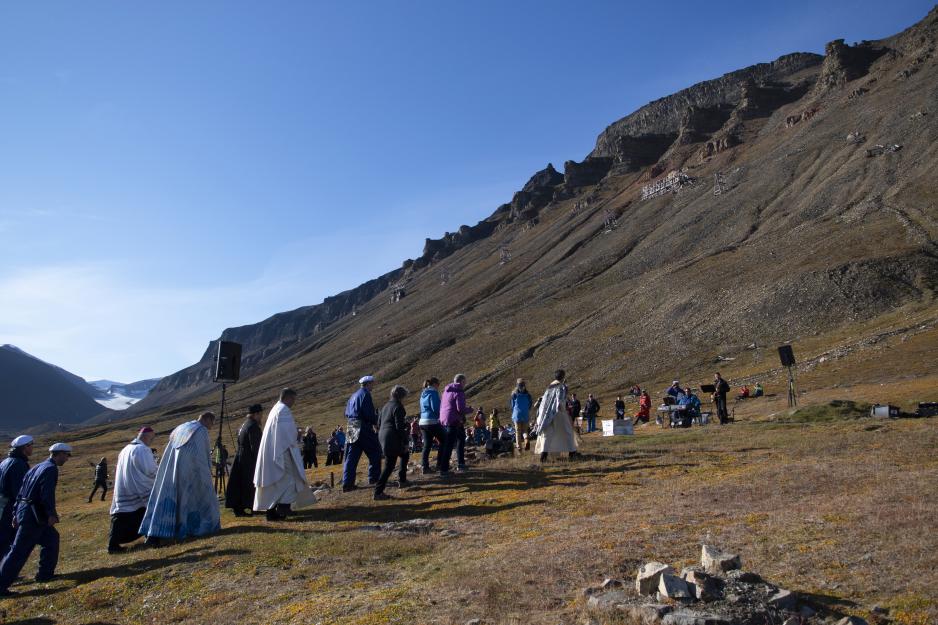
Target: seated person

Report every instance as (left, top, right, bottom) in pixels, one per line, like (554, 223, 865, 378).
(737, 385, 751, 400)
(677, 387, 701, 427)
(753, 383, 764, 397)
(629, 385, 642, 397)
(634, 390, 651, 424)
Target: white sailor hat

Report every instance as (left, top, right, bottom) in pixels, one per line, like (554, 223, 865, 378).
(11, 435, 33, 448)
(359, 375, 375, 384)
(48, 442, 73, 453)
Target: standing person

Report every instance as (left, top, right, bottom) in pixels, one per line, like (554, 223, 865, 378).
(0, 436, 34, 557)
(439, 374, 474, 475)
(225, 404, 263, 517)
(108, 427, 159, 553)
(712, 373, 731, 424)
(488, 407, 501, 432)
(335, 427, 346, 461)
(342, 376, 382, 492)
(0, 443, 72, 595)
(533, 370, 579, 462)
(510, 379, 533, 452)
(325, 430, 342, 466)
(634, 390, 652, 425)
(374, 385, 411, 500)
(614, 396, 626, 420)
(87, 456, 108, 502)
(139, 413, 220, 546)
(584, 394, 601, 433)
(254, 389, 312, 521)
(418, 378, 445, 474)
(302, 427, 318, 469)
(567, 393, 582, 429)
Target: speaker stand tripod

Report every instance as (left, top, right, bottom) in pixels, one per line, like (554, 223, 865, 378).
(786, 366, 798, 408)
(213, 383, 228, 495)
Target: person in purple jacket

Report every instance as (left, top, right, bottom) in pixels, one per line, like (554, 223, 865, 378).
(439, 374, 474, 476)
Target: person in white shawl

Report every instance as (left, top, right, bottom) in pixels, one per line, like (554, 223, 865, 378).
(253, 388, 314, 521)
(532, 369, 580, 462)
(107, 426, 158, 553)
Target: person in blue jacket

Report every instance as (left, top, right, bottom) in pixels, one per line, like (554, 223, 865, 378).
(0, 435, 34, 557)
(677, 387, 702, 428)
(510, 379, 533, 452)
(0, 442, 72, 596)
(418, 377, 445, 474)
(342, 376, 382, 492)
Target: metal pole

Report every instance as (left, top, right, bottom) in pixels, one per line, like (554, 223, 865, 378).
(787, 366, 797, 408)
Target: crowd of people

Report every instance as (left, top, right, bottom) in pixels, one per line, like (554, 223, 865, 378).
(0, 368, 757, 595)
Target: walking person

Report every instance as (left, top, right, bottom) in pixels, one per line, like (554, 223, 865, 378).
(374, 385, 411, 500)
(254, 389, 312, 521)
(0, 436, 34, 558)
(510, 379, 533, 451)
(225, 404, 263, 517)
(584, 394, 601, 433)
(87, 456, 108, 502)
(440, 374, 474, 475)
(0, 443, 72, 596)
(108, 427, 159, 553)
(533, 370, 579, 462)
(342, 376, 382, 491)
(712, 373, 731, 424)
(418, 378, 445, 474)
(302, 427, 318, 469)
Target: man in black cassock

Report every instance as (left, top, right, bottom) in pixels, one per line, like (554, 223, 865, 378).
(224, 404, 263, 517)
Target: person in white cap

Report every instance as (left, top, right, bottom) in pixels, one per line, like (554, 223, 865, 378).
(253, 389, 313, 521)
(0, 435, 34, 556)
(342, 376, 382, 491)
(0, 442, 71, 595)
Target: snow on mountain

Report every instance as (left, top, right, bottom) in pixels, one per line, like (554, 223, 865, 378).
(88, 378, 162, 411)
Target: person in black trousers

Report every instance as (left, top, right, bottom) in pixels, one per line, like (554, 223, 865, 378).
(374, 385, 411, 500)
(712, 372, 731, 424)
(87, 457, 108, 502)
(302, 427, 318, 469)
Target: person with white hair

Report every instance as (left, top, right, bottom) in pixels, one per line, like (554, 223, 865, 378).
(108, 427, 158, 553)
(254, 389, 312, 520)
(0, 442, 72, 595)
(374, 385, 411, 500)
(342, 376, 382, 492)
(0, 435, 34, 556)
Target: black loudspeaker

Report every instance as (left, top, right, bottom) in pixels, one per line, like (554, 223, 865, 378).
(778, 345, 796, 368)
(214, 341, 242, 383)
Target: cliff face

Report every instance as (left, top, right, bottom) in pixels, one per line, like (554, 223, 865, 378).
(133, 9, 938, 418)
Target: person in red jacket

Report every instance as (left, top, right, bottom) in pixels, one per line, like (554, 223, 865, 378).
(634, 390, 651, 425)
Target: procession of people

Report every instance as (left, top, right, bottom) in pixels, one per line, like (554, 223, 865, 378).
(0, 367, 745, 595)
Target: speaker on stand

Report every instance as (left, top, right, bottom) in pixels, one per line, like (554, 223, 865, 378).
(213, 341, 242, 494)
(777, 345, 797, 408)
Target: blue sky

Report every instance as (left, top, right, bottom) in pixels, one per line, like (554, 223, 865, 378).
(0, 0, 933, 382)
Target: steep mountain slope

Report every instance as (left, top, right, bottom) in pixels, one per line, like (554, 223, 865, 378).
(0, 346, 109, 433)
(133, 7, 938, 423)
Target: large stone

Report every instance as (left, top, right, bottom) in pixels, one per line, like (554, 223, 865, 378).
(600, 578, 624, 590)
(700, 545, 741, 575)
(587, 590, 628, 611)
(636, 562, 675, 595)
(658, 573, 693, 600)
(767, 589, 797, 611)
(620, 604, 673, 624)
(725, 569, 761, 584)
(682, 570, 721, 602)
(662, 610, 732, 625)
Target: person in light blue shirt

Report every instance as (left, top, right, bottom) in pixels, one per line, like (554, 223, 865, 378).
(418, 377, 445, 474)
(677, 387, 701, 427)
(510, 379, 533, 451)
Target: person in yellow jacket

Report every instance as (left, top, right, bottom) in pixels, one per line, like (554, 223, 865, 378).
(488, 408, 502, 432)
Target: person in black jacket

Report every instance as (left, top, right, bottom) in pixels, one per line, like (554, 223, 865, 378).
(87, 457, 108, 502)
(302, 427, 318, 469)
(712, 373, 731, 424)
(374, 385, 410, 500)
(225, 404, 263, 516)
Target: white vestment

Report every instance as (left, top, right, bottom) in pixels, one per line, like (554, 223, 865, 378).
(533, 382, 579, 454)
(110, 438, 159, 514)
(253, 401, 314, 511)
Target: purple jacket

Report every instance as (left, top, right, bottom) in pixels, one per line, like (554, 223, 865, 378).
(440, 383, 473, 427)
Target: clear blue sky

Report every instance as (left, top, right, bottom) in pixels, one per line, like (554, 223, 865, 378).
(1, 0, 932, 382)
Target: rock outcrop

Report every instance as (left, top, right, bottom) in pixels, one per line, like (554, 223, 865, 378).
(813, 39, 888, 95)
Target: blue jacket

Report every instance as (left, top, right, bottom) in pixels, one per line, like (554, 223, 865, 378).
(419, 387, 441, 425)
(510, 390, 532, 423)
(15, 458, 59, 526)
(679, 394, 702, 415)
(0, 452, 29, 519)
(345, 387, 378, 427)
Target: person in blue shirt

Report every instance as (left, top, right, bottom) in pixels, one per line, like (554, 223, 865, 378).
(418, 378, 445, 474)
(677, 387, 702, 428)
(510, 379, 533, 451)
(342, 375, 382, 492)
(0, 435, 34, 557)
(335, 427, 346, 460)
(0, 442, 72, 596)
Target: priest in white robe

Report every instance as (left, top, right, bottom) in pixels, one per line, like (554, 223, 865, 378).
(108, 427, 159, 553)
(254, 388, 314, 520)
(532, 369, 580, 461)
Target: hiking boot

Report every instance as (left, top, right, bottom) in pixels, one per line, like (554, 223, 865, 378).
(341, 484, 359, 493)
(421, 466, 434, 475)
(107, 545, 127, 554)
(455, 465, 468, 473)
(373, 491, 391, 501)
(539, 452, 548, 463)
(34, 574, 56, 583)
(397, 480, 412, 489)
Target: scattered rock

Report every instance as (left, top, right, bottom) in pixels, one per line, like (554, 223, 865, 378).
(380, 519, 434, 534)
(465, 619, 482, 625)
(700, 545, 741, 575)
(636, 562, 675, 596)
(783, 618, 800, 625)
(662, 610, 731, 625)
(768, 589, 797, 610)
(682, 570, 721, 602)
(580, 587, 599, 598)
(618, 603, 673, 624)
(587, 590, 628, 611)
(725, 570, 761, 584)
(870, 605, 888, 615)
(659, 572, 693, 600)
(834, 618, 869, 625)
(438, 529, 459, 538)
(600, 578, 624, 590)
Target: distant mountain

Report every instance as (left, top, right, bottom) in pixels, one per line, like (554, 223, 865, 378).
(0, 345, 110, 433)
(88, 378, 162, 410)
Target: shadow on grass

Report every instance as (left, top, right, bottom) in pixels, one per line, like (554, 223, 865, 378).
(10, 547, 249, 598)
(799, 590, 859, 619)
(295, 497, 546, 523)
